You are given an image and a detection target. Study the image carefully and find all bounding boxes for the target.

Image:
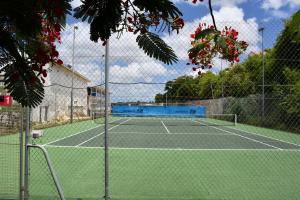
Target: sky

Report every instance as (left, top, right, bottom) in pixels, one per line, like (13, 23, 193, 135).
(57, 0, 300, 102)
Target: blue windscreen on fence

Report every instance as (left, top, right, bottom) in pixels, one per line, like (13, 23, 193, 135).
(112, 105, 206, 117)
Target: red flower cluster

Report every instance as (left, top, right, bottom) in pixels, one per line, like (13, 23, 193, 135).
(188, 23, 216, 67)
(30, 9, 65, 84)
(31, 19, 63, 83)
(219, 26, 248, 62)
(188, 23, 248, 73)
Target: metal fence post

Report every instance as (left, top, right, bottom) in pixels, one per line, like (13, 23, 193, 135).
(104, 39, 110, 200)
(71, 26, 78, 123)
(259, 27, 265, 119)
(24, 107, 30, 200)
(19, 107, 24, 200)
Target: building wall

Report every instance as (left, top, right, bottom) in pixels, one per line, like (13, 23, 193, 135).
(31, 64, 89, 123)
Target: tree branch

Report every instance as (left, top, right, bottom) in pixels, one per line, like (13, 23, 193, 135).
(208, 0, 217, 31)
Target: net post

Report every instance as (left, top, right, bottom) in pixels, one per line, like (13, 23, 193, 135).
(104, 39, 110, 200)
(234, 114, 237, 126)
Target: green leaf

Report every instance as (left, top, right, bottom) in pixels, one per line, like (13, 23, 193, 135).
(188, 42, 206, 54)
(0, 30, 44, 108)
(136, 32, 178, 65)
(3, 63, 44, 108)
(74, 0, 123, 42)
(195, 29, 218, 40)
(133, 0, 182, 18)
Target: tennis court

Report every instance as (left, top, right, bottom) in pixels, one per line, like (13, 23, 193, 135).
(42, 116, 300, 150)
(23, 115, 300, 200)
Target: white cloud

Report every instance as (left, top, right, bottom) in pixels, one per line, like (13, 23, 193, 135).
(57, 6, 261, 101)
(211, 0, 248, 7)
(261, 0, 300, 10)
(261, 0, 285, 10)
(172, 0, 247, 7)
(110, 62, 167, 83)
(57, 24, 178, 101)
(271, 10, 290, 18)
(71, 0, 82, 9)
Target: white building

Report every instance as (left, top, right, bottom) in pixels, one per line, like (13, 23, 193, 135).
(32, 64, 90, 123)
(87, 85, 111, 117)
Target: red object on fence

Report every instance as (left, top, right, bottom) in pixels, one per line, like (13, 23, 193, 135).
(0, 95, 13, 107)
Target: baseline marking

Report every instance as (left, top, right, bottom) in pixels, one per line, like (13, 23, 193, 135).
(44, 125, 101, 146)
(110, 131, 232, 135)
(44, 145, 300, 151)
(193, 120, 282, 150)
(44, 118, 122, 146)
(161, 120, 170, 133)
(76, 119, 131, 147)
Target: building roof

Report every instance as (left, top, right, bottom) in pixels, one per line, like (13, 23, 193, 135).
(56, 64, 90, 83)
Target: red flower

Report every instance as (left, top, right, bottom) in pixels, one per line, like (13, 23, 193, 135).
(128, 27, 133, 32)
(51, 50, 59, 57)
(30, 76, 38, 84)
(195, 28, 201, 36)
(140, 28, 147, 34)
(54, 7, 64, 17)
(53, 24, 61, 32)
(56, 59, 63, 65)
(42, 70, 48, 77)
(127, 17, 133, 23)
(174, 18, 184, 28)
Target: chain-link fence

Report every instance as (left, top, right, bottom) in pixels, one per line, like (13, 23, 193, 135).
(0, 91, 22, 199)
(1, 19, 300, 200)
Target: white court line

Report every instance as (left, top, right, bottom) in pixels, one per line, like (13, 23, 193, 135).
(228, 126, 300, 147)
(43, 118, 122, 146)
(193, 119, 282, 150)
(76, 119, 131, 147)
(44, 145, 300, 151)
(110, 131, 232, 135)
(161, 120, 170, 133)
(200, 119, 300, 148)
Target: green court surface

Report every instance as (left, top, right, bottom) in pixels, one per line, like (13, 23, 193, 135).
(1, 116, 300, 199)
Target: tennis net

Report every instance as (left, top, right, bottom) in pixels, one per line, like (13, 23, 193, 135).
(92, 112, 237, 127)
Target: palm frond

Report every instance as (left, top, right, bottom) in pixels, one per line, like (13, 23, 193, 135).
(74, 0, 123, 42)
(136, 32, 178, 65)
(4, 65, 44, 108)
(133, 0, 182, 18)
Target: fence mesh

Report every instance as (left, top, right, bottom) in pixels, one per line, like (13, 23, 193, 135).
(0, 95, 22, 199)
(24, 19, 300, 200)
